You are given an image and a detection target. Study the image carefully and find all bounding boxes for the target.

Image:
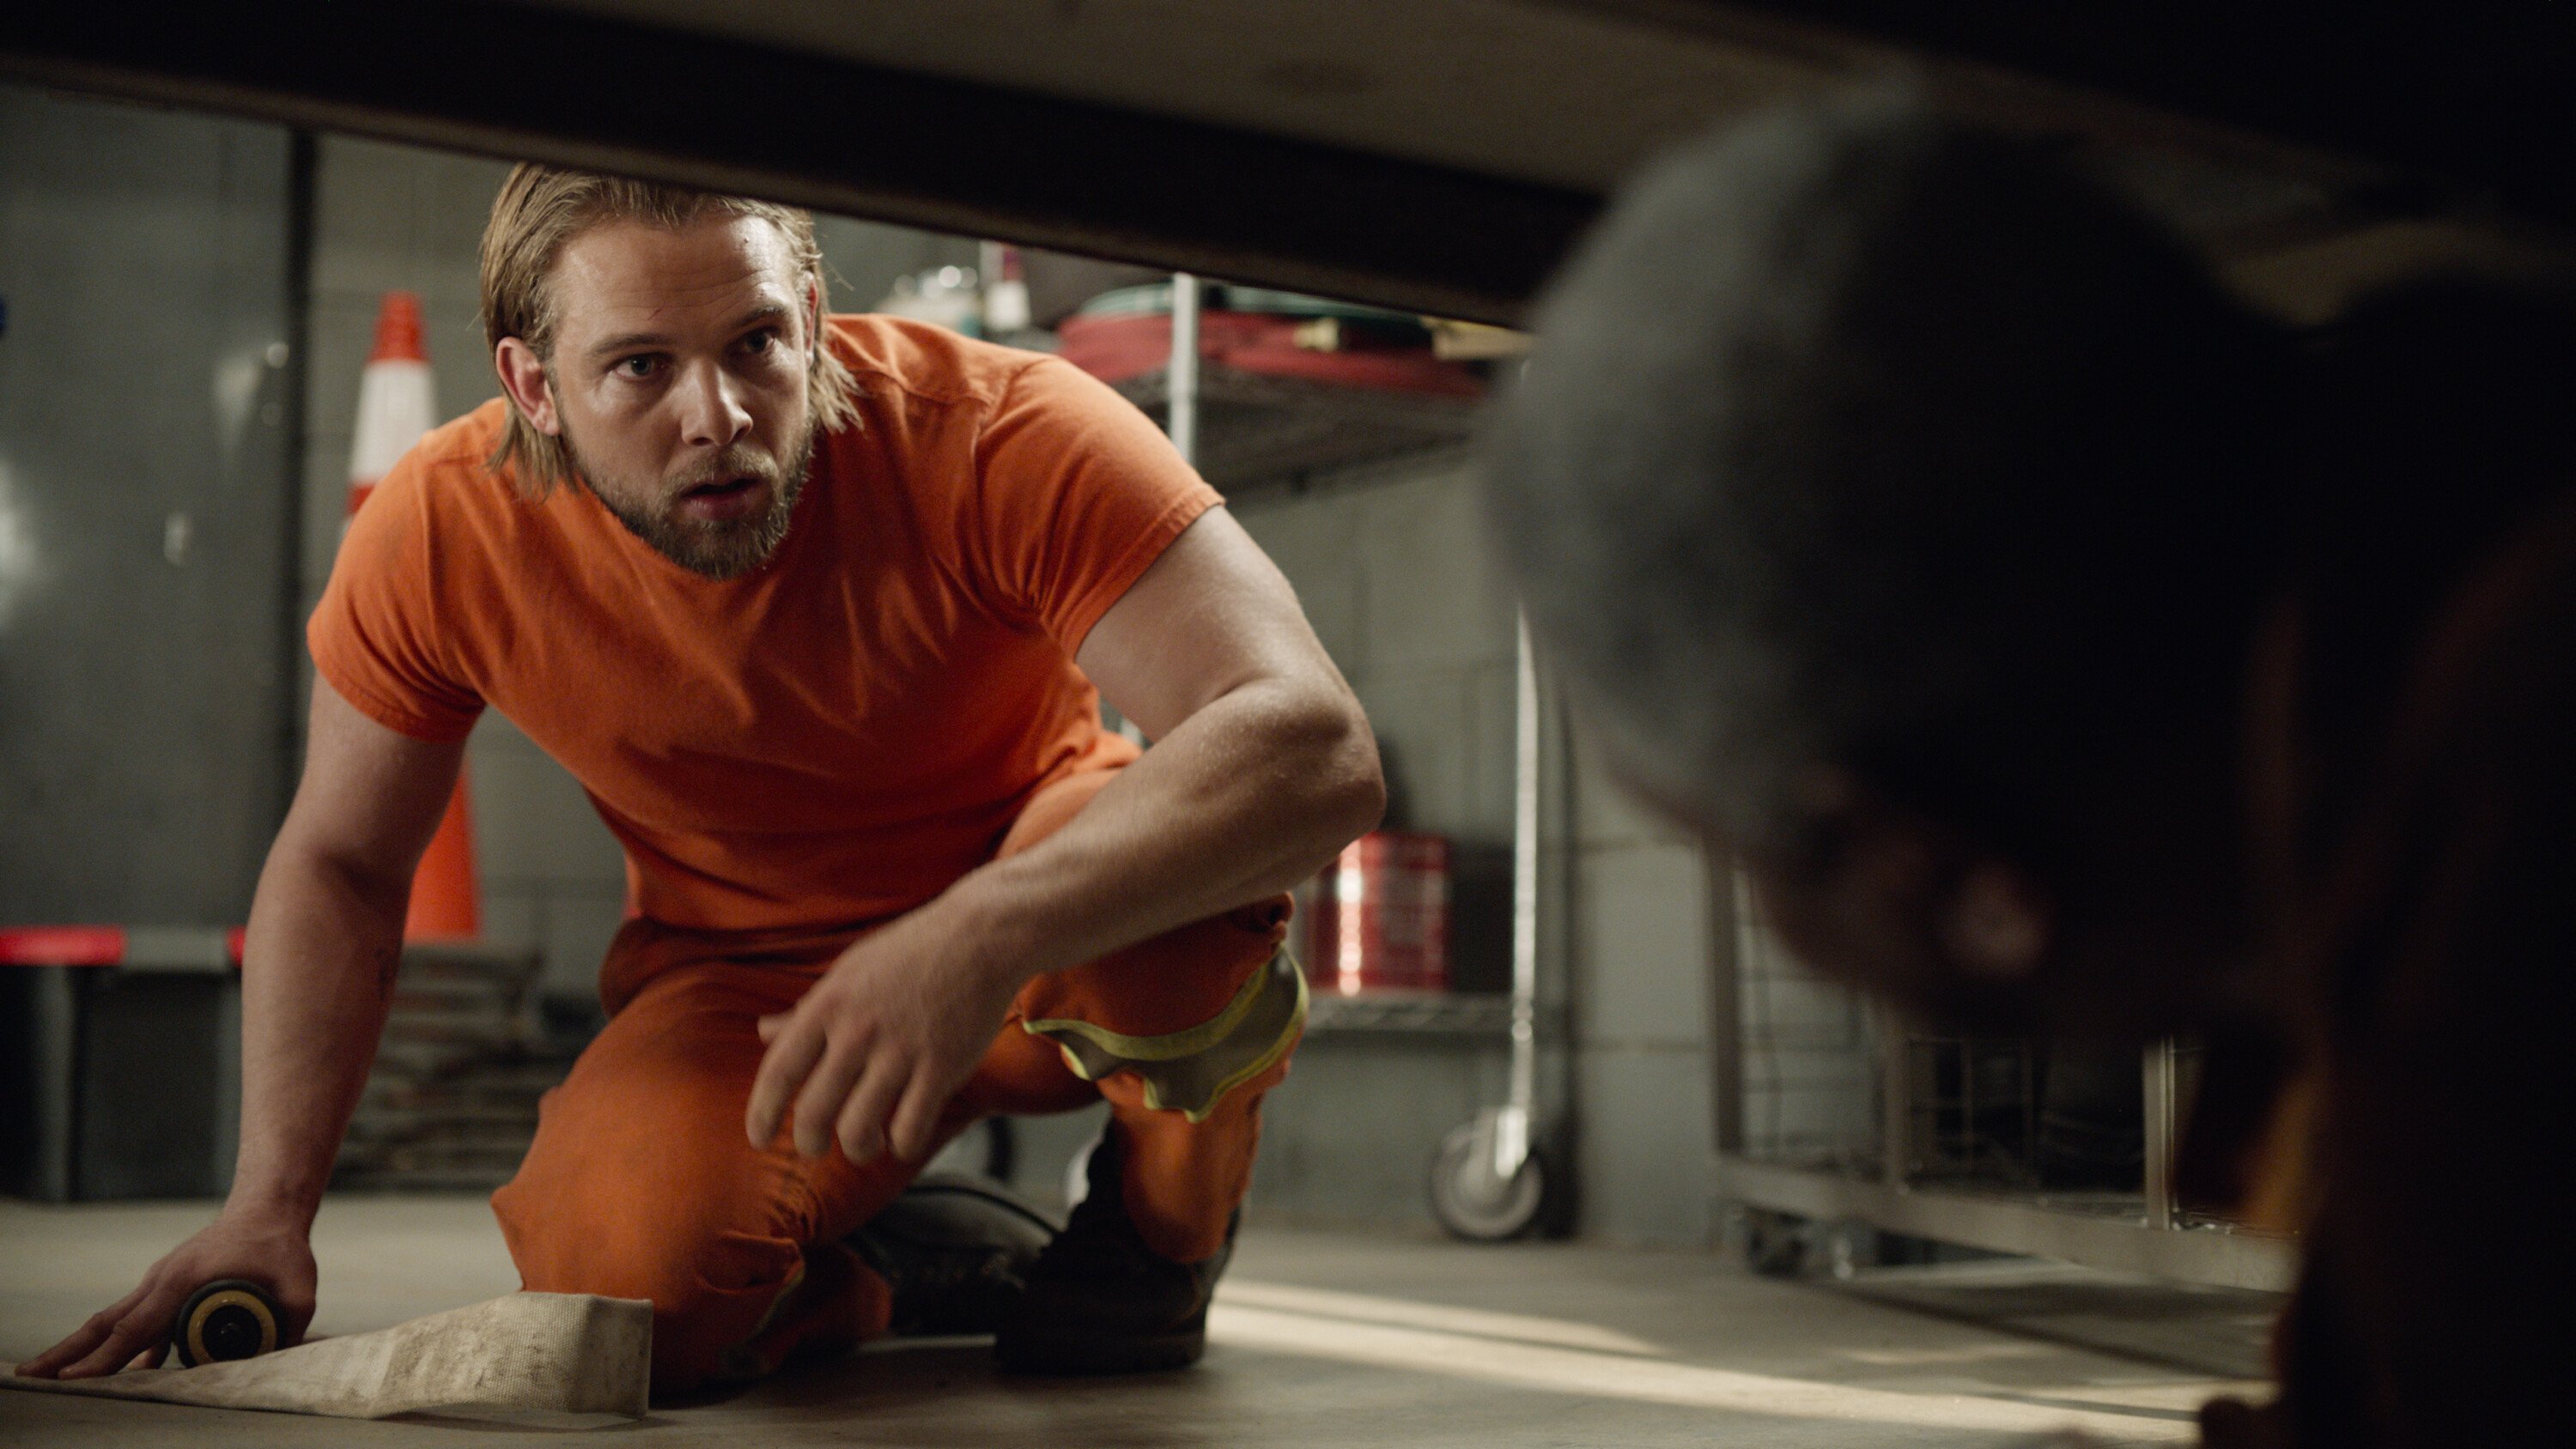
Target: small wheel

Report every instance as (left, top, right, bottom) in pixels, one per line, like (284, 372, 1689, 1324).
(1740, 1209, 1811, 1277)
(1430, 1121, 1548, 1241)
(173, 1279, 281, 1367)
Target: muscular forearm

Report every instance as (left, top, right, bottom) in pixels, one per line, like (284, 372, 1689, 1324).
(945, 679, 1382, 986)
(746, 512, 1386, 1164)
(223, 839, 408, 1228)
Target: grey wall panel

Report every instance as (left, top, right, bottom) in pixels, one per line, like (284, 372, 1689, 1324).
(0, 86, 298, 924)
(812, 214, 979, 318)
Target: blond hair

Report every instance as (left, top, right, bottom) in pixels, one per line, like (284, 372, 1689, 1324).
(477, 166, 860, 496)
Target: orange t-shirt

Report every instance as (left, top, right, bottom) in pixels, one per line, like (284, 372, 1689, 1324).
(309, 316, 1219, 933)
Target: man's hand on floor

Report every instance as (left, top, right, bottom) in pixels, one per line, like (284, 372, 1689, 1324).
(17, 1211, 315, 1379)
(746, 903, 1029, 1165)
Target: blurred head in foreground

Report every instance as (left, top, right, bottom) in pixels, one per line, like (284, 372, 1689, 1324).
(1481, 98, 2297, 1033)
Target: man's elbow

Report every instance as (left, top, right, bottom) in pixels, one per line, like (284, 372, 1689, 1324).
(269, 820, 418, 923)
(1312, 700, 1387, 851)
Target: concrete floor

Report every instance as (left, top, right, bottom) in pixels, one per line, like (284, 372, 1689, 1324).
(0, 1197, 2273, 1446)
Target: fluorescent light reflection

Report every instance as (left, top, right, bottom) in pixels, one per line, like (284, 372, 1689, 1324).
(1219, 1280, 1665, 1356)
(1209, 1280, 2201, 1441)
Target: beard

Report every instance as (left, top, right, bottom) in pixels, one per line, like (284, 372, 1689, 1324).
(566, 422, 817, 581)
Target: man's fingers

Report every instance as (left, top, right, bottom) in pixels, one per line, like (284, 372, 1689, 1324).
(745, 1014, 828, 1148)
(60, 1297, 176, 1380)
(835, 1057, 908, 1165)
(886, 1080, 946, 1164)
(22, 1282, 149, 1378)
(19, 1322, 106, 1378)
(790, 1041, 871, 1159)
(125, 1342, 167, 1372)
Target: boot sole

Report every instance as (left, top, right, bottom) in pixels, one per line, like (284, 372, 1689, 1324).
(993, 1323, 1207, 1375)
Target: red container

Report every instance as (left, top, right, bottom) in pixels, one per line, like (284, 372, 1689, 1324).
(1304, 832, 1451, 995)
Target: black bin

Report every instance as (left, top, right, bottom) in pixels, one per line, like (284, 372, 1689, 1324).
(1, 926, 240, 1201)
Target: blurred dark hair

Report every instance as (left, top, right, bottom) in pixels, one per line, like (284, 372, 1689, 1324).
(2269, 276, 2576, 882)
(1481, 95, 2295, 881)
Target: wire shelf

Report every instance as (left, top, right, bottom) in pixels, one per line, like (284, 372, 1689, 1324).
(1305, 989, 1553, 1036)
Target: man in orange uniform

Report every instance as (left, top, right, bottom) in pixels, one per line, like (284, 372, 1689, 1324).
(26, 169, 1383, 1395)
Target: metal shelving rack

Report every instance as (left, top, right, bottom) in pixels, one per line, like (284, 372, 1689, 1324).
(1306, 991, 1559, 1037)
(1710, 882, 2295, 1291)
(1140, 274, 1565, 1234)
(1102, 276, 1482, 497)
(1109, 363, 1481, 494)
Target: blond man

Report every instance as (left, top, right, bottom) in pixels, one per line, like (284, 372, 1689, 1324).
(27, 168, 1380, 1393)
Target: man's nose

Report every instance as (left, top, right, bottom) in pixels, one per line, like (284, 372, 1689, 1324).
(676, 361, 753, 449)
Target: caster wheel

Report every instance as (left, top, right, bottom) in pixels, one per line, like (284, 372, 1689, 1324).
(1430, 1119, 1553, 1241)
(1741, 1210, 1811, 1277)
(173, 1279, 281, 1367)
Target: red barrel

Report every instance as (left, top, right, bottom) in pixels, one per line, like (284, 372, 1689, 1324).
(1304, 832, 1451, 995)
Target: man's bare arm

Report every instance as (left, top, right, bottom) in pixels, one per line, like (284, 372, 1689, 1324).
(975, 506, 1383, 969)
(747, 507, 1383, 1162)
(20, 681, 461, 1378)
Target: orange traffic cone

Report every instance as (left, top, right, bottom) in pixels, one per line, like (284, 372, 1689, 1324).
(407, 779, 482, 942)
(349, 292, 435, 518)
(348, 291, 481, 942)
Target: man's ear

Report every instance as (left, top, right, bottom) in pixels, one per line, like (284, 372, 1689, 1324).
(1940, 859, 2050, 980)
(805, 278, 826, 363)
(494, 337, 561, 436)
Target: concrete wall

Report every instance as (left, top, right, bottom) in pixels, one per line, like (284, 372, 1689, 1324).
(0, 87, 301, 928)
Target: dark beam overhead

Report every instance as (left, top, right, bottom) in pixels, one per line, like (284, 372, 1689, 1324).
(1, 3, 1600, 324)
(1698, 1, 2576, 221)
(11, 3, 2576, 319)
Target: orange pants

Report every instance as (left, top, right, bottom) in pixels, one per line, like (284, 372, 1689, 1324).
(490, 768, 1297, 1391)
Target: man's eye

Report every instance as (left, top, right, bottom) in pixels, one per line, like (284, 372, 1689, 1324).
(742, 330, 776, 355)
(618, 356, 658, 379)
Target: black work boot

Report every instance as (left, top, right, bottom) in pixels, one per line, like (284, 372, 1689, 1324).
(993, 1131, 1236, 1374)
(845, 1172, 1060, 1337)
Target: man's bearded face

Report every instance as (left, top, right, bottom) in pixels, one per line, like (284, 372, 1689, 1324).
(536, 214, 823, 580)
(564, 426, 815, 580)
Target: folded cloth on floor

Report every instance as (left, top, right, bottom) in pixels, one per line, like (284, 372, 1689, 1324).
(0, 1292, 649, 1421)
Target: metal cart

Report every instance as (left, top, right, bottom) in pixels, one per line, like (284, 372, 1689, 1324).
(1710, 878, 2294, 1291)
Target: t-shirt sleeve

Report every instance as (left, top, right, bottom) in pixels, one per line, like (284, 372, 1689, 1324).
(966, 354, 1224, 655)
(306, 454, 487, 743)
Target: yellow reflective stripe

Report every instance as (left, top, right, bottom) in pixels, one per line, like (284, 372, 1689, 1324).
(1033, 950, 1309, 1121)
(1020, 945, 1283, 1064)
(1156, 967, 1307, 1124)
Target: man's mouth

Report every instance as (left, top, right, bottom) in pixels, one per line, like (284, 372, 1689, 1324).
(674, 474, 765, 520)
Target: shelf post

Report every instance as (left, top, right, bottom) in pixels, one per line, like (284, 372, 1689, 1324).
(1169, 272, 1201, 467)
(1497, 609, 1541, 1181)
(2144, 1038, 2179, 1230)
